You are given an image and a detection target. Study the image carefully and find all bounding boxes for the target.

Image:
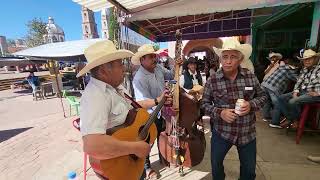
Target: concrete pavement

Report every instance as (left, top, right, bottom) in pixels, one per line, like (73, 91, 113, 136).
(0, 89, 319, 180)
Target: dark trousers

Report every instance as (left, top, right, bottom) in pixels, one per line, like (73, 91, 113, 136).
(140, 117, 165, 179)
(211, 131, 256, 180)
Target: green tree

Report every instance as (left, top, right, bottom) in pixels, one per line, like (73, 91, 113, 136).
(25, 18, 47, 47)
(108, 7, 120, 47)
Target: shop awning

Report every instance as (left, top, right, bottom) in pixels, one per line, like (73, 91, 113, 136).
(13, 39, 103, 61)
(73, 0, 318, 42)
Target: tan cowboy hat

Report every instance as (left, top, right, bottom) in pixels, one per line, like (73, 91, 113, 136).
(297, 49, 320, 60)
(267, 52, 282, 60)
(132, 44, 157, 65)
(76, 40, 134, 77)
(214, 38, 252, 60)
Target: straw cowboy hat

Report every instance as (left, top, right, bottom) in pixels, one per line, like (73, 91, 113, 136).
(76, 40, 134, 77)
(267, 52, 282, 60)
(214, 38, 252, 59)
(132, 44, 157, 65)
(297, 49, 320, 60)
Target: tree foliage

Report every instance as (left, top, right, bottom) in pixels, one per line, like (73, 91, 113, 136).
(108, 7, 120, 47)
(25, 18, 47, 47)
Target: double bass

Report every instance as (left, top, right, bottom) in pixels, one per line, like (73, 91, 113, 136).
(159, 30, 206, 176)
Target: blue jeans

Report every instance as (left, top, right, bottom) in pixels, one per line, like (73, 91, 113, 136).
(262, 89, 281, 121)
(211, 131, 256, 180)
(262, 89, 282, 124)
(279, 92, 320, 122)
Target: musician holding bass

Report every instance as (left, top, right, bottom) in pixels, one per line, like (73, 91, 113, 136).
(201, 39, 267, 180)
(132, 44, 182, 179)
(77, 40, 172, 179)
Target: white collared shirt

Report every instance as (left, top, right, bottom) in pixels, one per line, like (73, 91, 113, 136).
(80, 77, 132, 136)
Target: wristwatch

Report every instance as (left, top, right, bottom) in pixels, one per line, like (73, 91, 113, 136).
(154, 98, 159, 105)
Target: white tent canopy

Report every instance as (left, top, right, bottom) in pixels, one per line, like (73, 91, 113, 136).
(13, 39, 103, 61)
(73, 0, 318, 21)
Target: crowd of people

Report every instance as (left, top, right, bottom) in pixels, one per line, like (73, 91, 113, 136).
(76, 38, 320, 180)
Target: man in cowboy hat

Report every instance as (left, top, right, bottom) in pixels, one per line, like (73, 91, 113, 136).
(261, 58, 300, 128)
(201, 38, 267, 180)
(263, 52, 284, 80)
(132, 44, 182, 179)
(78, 40, 172, 179)
(180, 56, 203, 89)
(279, 49, 320, 128)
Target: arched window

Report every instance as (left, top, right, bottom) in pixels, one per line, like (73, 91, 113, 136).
(85, 25, 88, 33)
(52, 36, 58, 42)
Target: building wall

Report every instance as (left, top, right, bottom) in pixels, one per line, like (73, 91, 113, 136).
(82, 6, 99, 39)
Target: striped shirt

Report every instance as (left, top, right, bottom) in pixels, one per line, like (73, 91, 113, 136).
(201, 68, 267, 145)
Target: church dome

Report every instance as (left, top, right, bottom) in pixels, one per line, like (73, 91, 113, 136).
(46, 17, 64, 35)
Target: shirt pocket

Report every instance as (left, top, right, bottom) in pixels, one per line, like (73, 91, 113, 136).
(213, 90, 230, 106)
(111, 103, 126, 118)
(244, 89, 255, 100)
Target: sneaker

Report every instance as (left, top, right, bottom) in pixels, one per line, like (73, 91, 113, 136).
(262, 118, 270, 122)
(280, 119, 290, 128)
(269, 123, 283, 129)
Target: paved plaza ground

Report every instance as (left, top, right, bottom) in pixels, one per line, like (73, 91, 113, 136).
(0, 89, 320, 180)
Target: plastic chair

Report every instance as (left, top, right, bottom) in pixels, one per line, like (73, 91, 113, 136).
(296, 103, 320, 144)
(72, 118, 88, 180)
(66, 96, 80, 116)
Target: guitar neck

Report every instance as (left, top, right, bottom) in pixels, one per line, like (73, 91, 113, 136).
(138, 97, 166, 140)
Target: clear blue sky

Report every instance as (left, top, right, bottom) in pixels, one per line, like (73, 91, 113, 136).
(0, 0, 167, 48)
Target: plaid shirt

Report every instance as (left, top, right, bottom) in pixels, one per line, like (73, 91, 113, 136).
(261, 64, 298, 96)
(294, 64, 320, 94)
(201, 68, 267, 146)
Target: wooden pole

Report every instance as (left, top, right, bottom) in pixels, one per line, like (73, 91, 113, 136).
(50, 60, 66, 118)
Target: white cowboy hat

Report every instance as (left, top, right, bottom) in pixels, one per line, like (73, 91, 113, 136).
(267, 52, 283, 60)
(214, 38, 252, 60)
(297, 49, 320, 60)
(132, 44, 157, 65)
(76, 40, 134, 77)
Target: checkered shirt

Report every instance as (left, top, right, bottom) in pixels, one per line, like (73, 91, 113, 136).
(294, 64, 320, 94)
(201, 68, 267, 146)
(261, 64, 298, 96)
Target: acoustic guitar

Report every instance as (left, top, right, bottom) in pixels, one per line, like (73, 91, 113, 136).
(89, 97, 166, 180)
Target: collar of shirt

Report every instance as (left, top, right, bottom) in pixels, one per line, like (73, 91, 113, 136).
(140, 65, 155, 75)
(90, 77, 120, 95)
(188, 69, 197, 76)
(215, 67, 246, 80)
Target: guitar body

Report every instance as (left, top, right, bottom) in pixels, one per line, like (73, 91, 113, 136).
(89, 108, 157, 180)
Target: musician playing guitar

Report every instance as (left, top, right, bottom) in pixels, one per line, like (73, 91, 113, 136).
(132, 44, 183, 179)
(77, 40, 172, 180)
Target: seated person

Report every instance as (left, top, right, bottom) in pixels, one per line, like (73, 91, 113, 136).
(279, 49, 320, 128)
(263, 52, 284, 80)
(26, 72, 40, 92)
(261, 58, 300, 128)
(180, 57, 203, 90)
